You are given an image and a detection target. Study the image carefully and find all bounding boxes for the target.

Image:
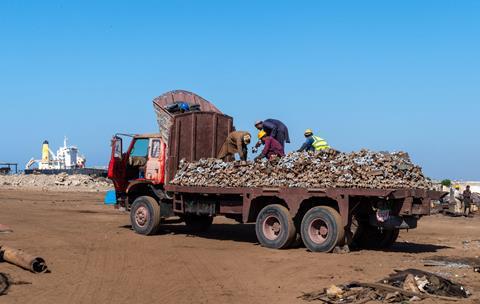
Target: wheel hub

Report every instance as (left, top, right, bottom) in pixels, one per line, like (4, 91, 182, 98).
(135, 206, 149, 227)
(308, 218, 329, 244)
(263, 215, 282, 240)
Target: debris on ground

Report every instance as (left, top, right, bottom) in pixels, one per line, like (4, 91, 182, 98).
(0, 273, 32, 296)
(0, 246, 48, 273)
(0, 224, 12, 234)
(0, 173, 112, 192)
(0, 273, 9, 296)
(299, 269, 470, 303)
(172, 149, 431, 189)
(424, 256, 480, 270)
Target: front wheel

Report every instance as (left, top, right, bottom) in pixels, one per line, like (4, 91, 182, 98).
(255, 204, 296, 249)
(130, 196, 161, 235)
(301, 206, 344, 253)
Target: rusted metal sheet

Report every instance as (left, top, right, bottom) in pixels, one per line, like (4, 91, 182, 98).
(153, 90, 222, 113)
(0, 246, 48, 273)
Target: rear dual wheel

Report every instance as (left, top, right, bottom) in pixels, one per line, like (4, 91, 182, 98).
(255, 204, 296, 249)
(301, 206, 344, 253)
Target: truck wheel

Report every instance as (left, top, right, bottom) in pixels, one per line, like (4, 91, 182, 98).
(301, 206, 344, 253)
(184, 214, 213, 232)
(130, 196, 161, 235)
(255, 204, 296, 249)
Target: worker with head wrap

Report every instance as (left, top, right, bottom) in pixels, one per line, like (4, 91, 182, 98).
(218, 131, 251, 161)
(253, 119, 290, 153)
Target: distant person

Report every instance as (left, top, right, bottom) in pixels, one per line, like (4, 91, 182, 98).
(298, 129, 330, 152)
(254, 131, 285, 161)
(253, 119, 290, 152)
(217, 131, 251, 161)
(463, 185, 472, 217)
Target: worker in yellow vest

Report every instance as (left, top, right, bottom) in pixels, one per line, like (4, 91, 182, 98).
(298, 129, 330, 152)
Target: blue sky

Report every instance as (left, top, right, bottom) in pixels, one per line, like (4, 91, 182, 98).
(1, 1, 479, 180)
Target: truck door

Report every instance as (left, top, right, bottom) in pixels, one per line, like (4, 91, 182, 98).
(108, 136, 127, 190)
(145, 138, 165, 183)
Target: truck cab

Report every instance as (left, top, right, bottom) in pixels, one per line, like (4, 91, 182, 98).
(108, 133, 167, 208)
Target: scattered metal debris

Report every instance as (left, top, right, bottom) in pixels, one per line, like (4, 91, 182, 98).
(0, 224, 12, 234)
(300, 269, 470, 303)
(0, 246, 48, 273)
(424, 256, 480, 270)
(0, 273, 32, 297)
(172, 149, 431, 189)
(0, 273, 9, 296)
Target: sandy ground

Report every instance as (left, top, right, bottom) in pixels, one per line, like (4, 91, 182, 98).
(0, 189, 479, 304)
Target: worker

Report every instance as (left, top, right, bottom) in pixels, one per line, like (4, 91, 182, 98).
(217, 131, 251, 161)
(253, 119, 290, 152)
(463, 185, 472, 217)
(254, 130, 285, 161)
(298, 129, 330, 152)
(451, 185, 463, 214)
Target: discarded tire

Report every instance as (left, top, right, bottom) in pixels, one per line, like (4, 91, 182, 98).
(184, 214, 213, 232)
(130, 196, 161, 235)
(255, 204, 296, 249)
(301, 206, 344, 253)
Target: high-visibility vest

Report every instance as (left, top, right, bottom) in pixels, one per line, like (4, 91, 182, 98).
(312, 135, 330, 151)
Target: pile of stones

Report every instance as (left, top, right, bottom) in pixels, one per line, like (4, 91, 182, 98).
(171, 149, 432, 189)
(0, 173, 112, 192)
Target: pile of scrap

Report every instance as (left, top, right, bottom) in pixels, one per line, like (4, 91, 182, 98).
(172, 149, 431, 189)
(300, 269, 470, 303)
(0, 173, 112, 192)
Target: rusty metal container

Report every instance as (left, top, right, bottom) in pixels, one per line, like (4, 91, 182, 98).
(152, 90, 234, 183)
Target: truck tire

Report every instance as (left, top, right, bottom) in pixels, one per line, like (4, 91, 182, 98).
(255, 204, 296, 249)
(353, 225, 400, 249)
(301, 206, 344, 253)
(130, 196, 161, 235)
(184, 214, 213, 232)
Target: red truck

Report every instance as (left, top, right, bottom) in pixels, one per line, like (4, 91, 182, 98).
(108, 90, 445, 252)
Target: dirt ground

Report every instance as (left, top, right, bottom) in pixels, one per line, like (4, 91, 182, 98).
(0, 190, 479, 304)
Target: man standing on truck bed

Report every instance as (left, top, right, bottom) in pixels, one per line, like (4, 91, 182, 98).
(253, 119, 290, 152)
(298, 129, 330, 152)
(254, 130, 285, 161)
(217, 131, 251, 161)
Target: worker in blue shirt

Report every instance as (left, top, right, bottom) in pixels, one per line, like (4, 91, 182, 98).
(298, 129, 330, 152)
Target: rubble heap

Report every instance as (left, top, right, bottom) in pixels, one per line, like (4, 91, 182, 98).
(172, 149, 432, 189)
(300, 269, 470, 303)
(0, 173, 112, 192)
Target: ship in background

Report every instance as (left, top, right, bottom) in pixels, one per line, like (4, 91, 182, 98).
(25, 137, 106, 176)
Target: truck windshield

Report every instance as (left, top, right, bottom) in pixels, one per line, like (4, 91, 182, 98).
(130, 139, 149, 157)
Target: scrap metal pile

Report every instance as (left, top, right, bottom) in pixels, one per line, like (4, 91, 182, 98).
(172, 149, 432, 189)
(300, 269, 470, 303)
(0, 173, 112, 192)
